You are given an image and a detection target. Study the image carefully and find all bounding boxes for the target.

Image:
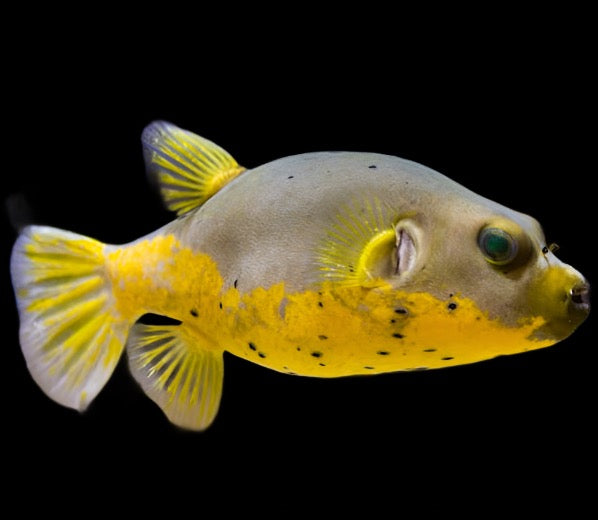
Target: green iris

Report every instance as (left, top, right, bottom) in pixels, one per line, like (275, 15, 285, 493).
(478, 227, 518, 265)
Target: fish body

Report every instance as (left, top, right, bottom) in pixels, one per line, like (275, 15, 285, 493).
(11, 122, 590, 430)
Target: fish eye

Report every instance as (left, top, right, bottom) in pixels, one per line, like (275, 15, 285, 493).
(478, 227, 518, 265)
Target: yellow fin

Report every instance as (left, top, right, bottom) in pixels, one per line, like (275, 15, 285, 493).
(127, 323, 223, 431)
(317, 197, 398, 286)
(10, 226, 128, 411)
(142, 121, 245, 215)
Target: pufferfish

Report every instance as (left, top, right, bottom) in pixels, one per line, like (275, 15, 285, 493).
(10, 121, 590, 431)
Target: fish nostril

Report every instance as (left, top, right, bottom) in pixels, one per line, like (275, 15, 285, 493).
(570, 283, 591, 307)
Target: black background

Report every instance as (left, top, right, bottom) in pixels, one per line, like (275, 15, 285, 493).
(2, 19, 595, 508)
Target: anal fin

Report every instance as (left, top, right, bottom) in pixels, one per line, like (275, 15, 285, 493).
(127, 323, 223, 431)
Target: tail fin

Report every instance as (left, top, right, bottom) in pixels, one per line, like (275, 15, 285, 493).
(10, 225, 128, 411)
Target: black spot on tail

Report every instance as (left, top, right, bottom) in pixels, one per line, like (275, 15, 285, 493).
(392, 333, 404, 339)
(190, 308, 198, 317)
(248, 342, 257, 351)
(311, 351, 323, 358)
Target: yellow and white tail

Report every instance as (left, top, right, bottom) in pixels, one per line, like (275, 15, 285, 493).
(10, 225, 128, 411)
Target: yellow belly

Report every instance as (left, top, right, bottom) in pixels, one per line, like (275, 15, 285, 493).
(107, 234, 554, 377)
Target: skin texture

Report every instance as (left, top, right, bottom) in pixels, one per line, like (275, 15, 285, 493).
(107, 151, 587, 374)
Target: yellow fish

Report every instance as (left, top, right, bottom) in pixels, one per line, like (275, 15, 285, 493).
(10, 121, 590, 431)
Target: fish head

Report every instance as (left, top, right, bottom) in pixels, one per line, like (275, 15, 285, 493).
(390, 195, 590, 343)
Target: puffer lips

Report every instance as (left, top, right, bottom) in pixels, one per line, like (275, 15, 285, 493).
(570, 282, 590, 312)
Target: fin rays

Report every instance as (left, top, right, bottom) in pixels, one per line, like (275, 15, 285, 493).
(142, 121, 245, 215)
(317, 197, 398, 286)
(127, 323, 224, 431)
(11, 226, 128, 411)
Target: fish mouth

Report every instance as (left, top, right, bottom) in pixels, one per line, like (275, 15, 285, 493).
(570, 282, 591, 312)
(529, 267, 590, 341)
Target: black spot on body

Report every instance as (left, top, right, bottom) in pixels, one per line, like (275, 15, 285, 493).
(368, 165, 377, 169)
(219, 302, 223, 309)
(258, 352, 266, 358)
(377, 351, 390, 356)
(318, 335, 328, 340)
(296, 347, 301, 351)
(248, 342, 257, 351)
(311, 351, 323, 358)
(319, 363, 326, 367)
(442, 356, 454, 361)
(234, 279, 238, 288)
(318, 302, 324, 308)
(394, 308, 408, 315)
(138, 314, 182, 326)
(190, 308, 198, 317)
(423, 348, 436, 352)
(392, 333, 404, 339)
(364, 366, 375, 370)
(448, 303, 458, 310)
(390, 319, 396, 324)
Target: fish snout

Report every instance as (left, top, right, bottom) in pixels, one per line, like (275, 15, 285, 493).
(529, 265, 590, 340)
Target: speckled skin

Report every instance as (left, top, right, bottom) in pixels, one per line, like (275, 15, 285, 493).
(163, 151, 580, 333)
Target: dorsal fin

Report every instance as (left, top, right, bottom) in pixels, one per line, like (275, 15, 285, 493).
(142, 121, 245, 215)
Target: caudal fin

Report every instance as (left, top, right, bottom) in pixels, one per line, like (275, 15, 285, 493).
(10, 226, 128, 411)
